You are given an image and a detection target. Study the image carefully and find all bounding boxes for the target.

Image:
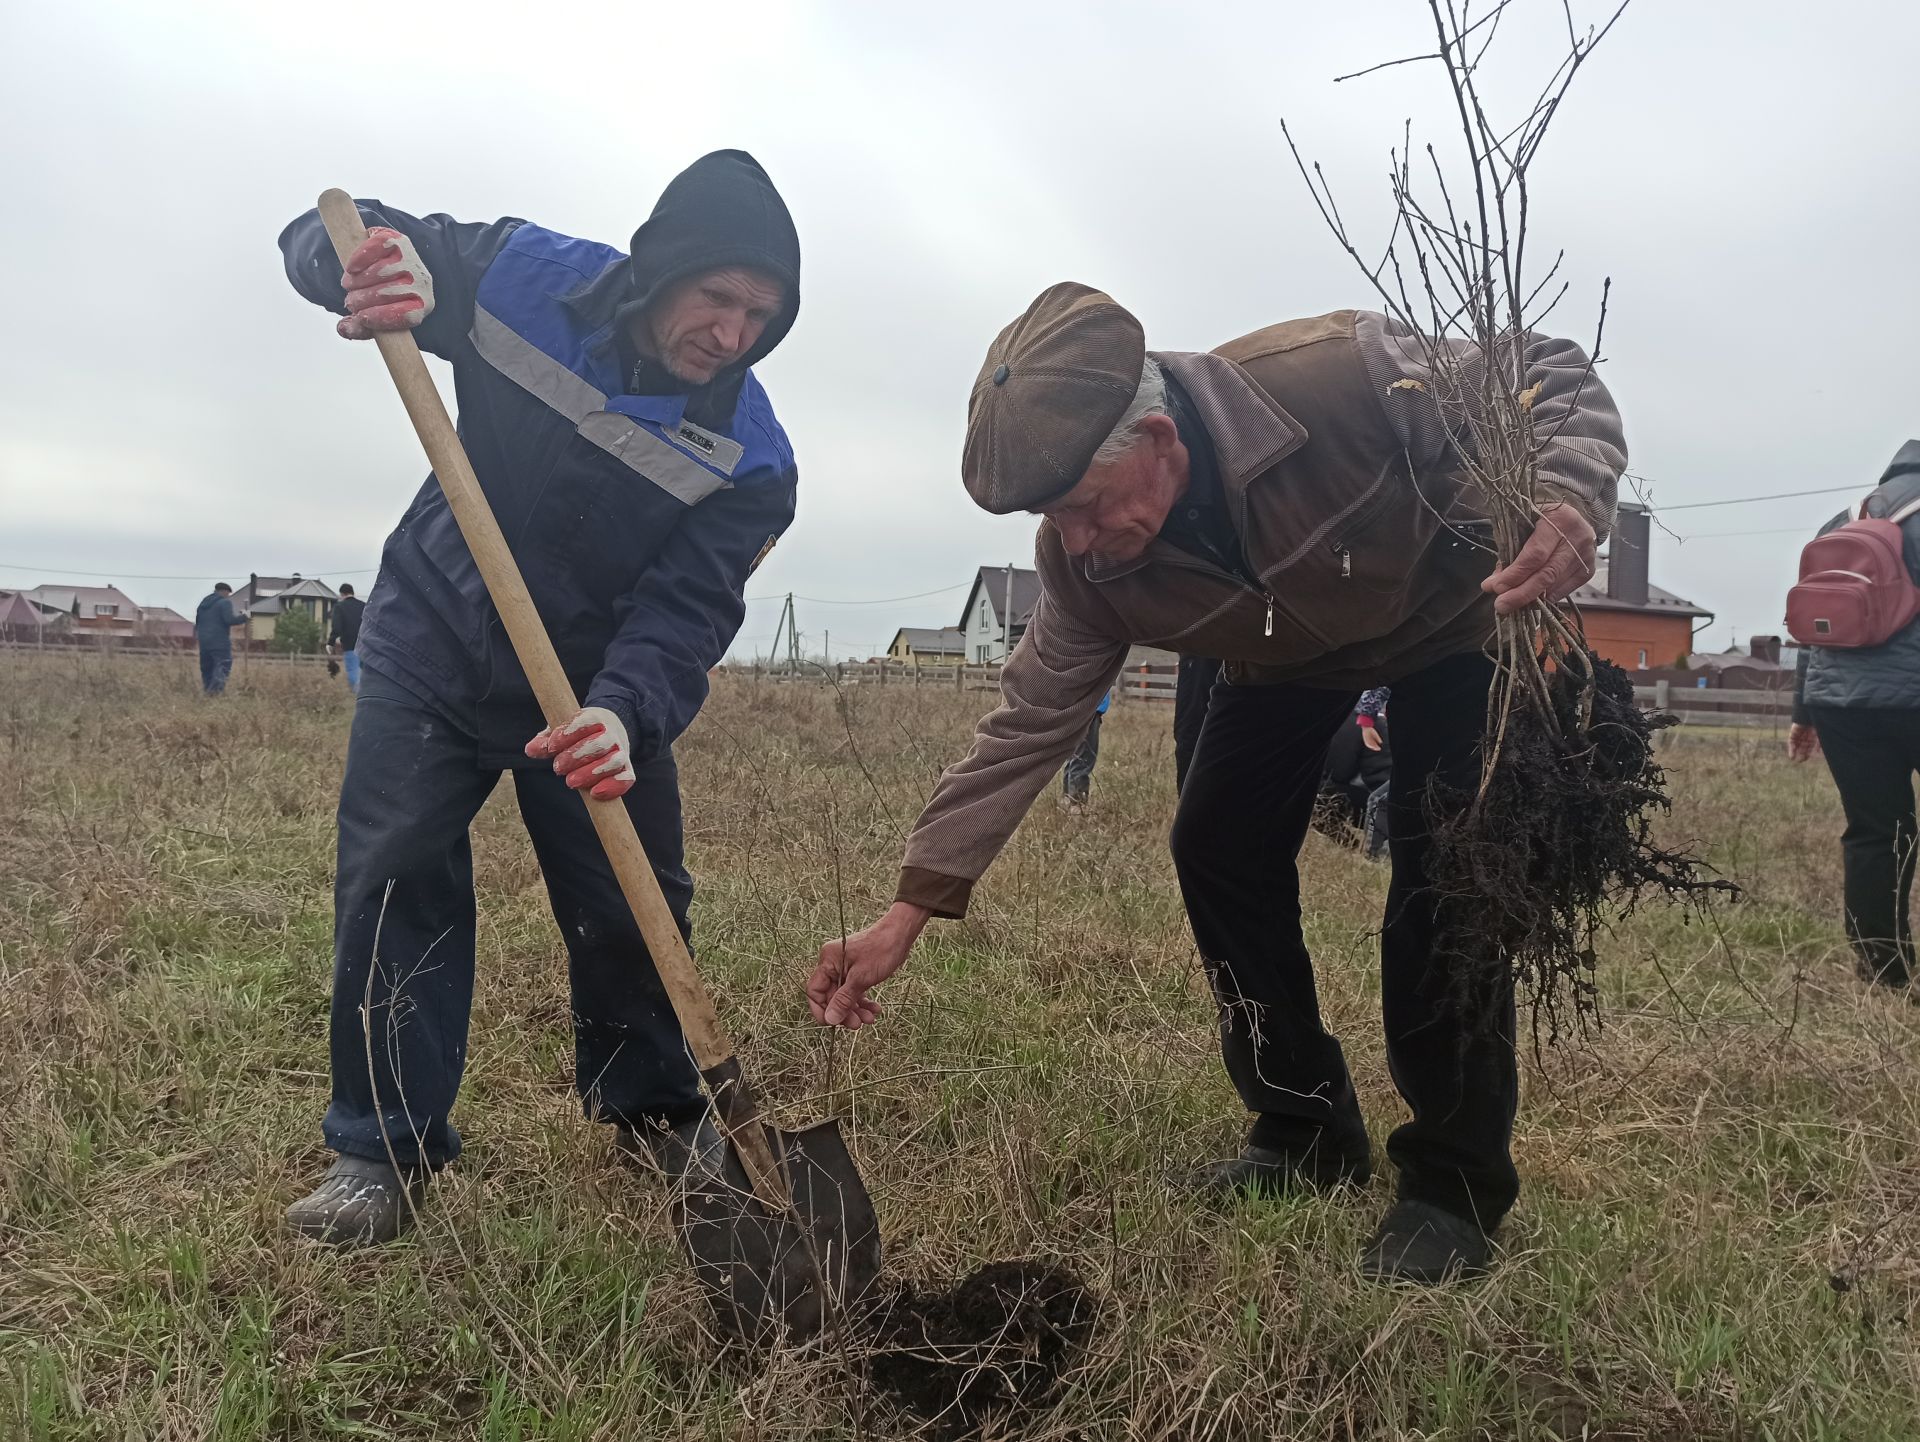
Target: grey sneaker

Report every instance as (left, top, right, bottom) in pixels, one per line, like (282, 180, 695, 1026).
(286, 1155, 430, 1247)
(1358, 1199, 1493, 1284)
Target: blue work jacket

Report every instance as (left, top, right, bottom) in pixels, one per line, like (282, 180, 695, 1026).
(279, 204, 797, 764)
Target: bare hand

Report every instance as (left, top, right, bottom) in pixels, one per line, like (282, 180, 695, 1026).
(1360, 723, 1384, 752)
(807, 903, 931, 1029)
(1787, 723, 1821, 763)
(1482, 502, 1598, 617)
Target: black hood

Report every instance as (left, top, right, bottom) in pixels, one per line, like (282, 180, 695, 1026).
(1879, 438, 1920, 487)
(624, 149, 800, 374)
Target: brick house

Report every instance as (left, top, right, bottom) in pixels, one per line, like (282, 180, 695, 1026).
(18, 583, 142, 637)
(1569, 505, 1713, 671)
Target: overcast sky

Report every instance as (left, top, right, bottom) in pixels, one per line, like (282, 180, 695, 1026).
(3, 0, 1915, 657)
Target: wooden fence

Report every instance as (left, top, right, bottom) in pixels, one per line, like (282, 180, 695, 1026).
(0, 641, 331, 668)
(1631, 681, 1794, 729)
(9, 644, 1793, 727)
(722, 659, 1181, 702)
(729, 662, 1792, 726)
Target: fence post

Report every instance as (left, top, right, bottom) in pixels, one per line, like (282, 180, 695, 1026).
(1654, 679, 1671, 712)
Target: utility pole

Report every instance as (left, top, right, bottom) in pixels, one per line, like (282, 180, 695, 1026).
(1002, 562, 1015, 662)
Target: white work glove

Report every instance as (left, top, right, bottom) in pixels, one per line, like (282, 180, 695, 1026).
(336, 227, 436, 340)
(523, 706, 637, 802)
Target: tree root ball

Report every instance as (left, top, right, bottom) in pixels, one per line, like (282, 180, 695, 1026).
(1426, 650, 1736, 1041)
(862, 1259, 1098, 1435)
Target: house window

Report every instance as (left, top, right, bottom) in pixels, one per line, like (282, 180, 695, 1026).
(1637, 648, 1648, 669)
(93, 604, 118, 617)
(978, 600, 988, 628)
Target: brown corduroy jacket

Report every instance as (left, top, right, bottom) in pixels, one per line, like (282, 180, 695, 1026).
(897, 309, 1628, 918)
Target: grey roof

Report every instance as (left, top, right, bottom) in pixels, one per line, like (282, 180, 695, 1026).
(237, 575, 338, 614)
(960, 566, 1043, 629)
(0, 591, 52, 626)
(1571, 564, 1713, 619)
(22, 582, 140, 616)
(892, 626, 966, 653)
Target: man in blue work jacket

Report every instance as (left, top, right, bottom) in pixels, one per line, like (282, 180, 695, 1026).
(277, 151, 801, 1244)
(194, 582, 245, 694)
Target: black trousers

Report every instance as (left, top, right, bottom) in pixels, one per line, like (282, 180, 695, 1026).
(1170, 649, 1518, 1227)
(1173, 655, 1223, 792)
(1807, 705, 1920, 984)
(324, 669, 703, 1168)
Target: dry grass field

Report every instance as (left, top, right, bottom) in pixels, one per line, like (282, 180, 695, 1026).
(2, 649, 1916, 1440)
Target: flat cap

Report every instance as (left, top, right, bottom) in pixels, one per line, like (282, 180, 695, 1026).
(961, 282, 1146, 514)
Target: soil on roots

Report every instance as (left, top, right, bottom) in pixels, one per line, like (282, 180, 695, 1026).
(862, 1259, 1098, 1437)
(1426, 651, 1736, 1042)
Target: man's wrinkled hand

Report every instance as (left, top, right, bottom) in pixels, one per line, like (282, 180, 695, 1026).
(524, 706, 637, 801)
(337, 227, 436, 340)
(1482, 501, 1598, 617)
(807, 903, 931, 1030)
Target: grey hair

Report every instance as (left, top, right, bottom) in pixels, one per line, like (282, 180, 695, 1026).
(1089, 356, 1168, 467)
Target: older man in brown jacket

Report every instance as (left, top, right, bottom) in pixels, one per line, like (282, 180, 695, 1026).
(807, 283, 1625, 1283)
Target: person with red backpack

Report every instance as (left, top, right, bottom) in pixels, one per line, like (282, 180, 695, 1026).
(1786, 439, 1920, 991)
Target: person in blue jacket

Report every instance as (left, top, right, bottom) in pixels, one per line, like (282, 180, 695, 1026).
(194, 582, 245, 694)
(1060, 687, 1111, 808)
(277, 150, 802, 1245)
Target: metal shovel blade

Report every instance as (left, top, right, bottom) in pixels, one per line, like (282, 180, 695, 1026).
(669, 1117, 881, 1343)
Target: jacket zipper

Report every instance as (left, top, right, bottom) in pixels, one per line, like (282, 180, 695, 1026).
(1129, 545, 1279, 640)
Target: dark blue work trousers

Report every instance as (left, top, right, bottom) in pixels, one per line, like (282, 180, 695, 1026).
(324, 669, 702, 1168)
(199, 648, 232, 695)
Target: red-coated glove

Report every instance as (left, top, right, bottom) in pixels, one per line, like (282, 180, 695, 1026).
(524, 707, 637, 801)
(336, 227, 436, 340)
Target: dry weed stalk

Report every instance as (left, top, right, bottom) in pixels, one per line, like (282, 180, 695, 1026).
(1284, 0, 1731, 1040)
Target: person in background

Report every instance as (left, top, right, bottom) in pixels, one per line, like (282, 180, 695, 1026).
(1788, 440, 1920, 992)
(327, 582, 367, 694)
(1061, 686, 1112, 808)
(194, 582, 244, 695)
(1318, 691, 1392, 852)
(1356, 687, 1392, 859)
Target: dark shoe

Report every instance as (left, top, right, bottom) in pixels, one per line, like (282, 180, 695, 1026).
(286, 1154, 430, 1246)
(1358, 1199, 1493, 1284)
(615, 1113, 727, 1185)
(1854, 945, 1913, 991)
(1184, 1141, 1371, 1200)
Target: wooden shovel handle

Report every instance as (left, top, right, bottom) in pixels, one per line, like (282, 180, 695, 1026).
(314, 190, 785, 1203)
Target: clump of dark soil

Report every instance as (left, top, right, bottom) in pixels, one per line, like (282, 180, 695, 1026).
(1426, 650, 1737, 1042)
(862, 1259, 1098, 1437)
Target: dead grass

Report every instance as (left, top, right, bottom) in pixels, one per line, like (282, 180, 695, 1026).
(1, 648, 1916, 1440)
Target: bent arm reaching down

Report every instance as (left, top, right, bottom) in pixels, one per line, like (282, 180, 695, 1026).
(806, 568, 1126, 1028)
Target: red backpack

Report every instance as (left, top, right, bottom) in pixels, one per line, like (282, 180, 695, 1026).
(1785, 492, 1920, 648)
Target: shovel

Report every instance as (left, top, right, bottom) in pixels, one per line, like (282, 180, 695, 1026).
(313, 190, 880, 1342)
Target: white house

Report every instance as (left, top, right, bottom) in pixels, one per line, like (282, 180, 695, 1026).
(957, 565, 1042, 663)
